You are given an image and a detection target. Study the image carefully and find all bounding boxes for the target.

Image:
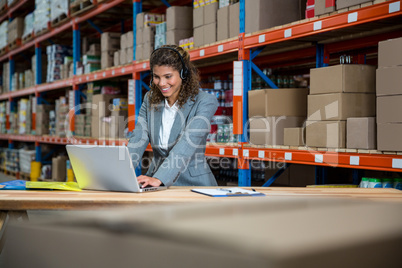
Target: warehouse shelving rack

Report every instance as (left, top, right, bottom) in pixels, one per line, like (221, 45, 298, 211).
(0, 0, 401, 185)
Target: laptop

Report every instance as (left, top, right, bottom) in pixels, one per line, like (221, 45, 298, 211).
(66, 145, 167, 193)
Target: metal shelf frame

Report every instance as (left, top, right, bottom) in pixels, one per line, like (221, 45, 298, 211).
(0, 0, 401, 183)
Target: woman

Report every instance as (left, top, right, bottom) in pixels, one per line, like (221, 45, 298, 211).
(127, 45, 218, 187)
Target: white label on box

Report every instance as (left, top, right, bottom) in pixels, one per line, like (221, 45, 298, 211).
(219, 148, 225, 155)
(285, 152, 292, 161)
(389, 2, 400, 13)
(350, 156, 359, 166)
(200, 50, 205, 57)
(94, 74, 97, 79)
(69, 91, 74, 110)
(243, 150, 249, 157)
(128, 79, 135, 105)
(112, 70, 115, 76)
(86, 76, 89, 81)
(314, 21, 322, 31)
(348, 12, 358, 23)
(392, 159, 402, 169)
(143, 63, 146, 69)
(95, 141, 98, 145)
(103, 72, 106, 77)
(218, 45, 223, 52)
(315, 154, 323, 163)
(258, 34, 265, 43)
(233, 149, 238, 156)
(284, 29, 292, 38)
(258, 151, 265, 158)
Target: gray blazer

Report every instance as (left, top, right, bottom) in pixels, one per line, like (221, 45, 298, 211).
(128, 90, 218, 187)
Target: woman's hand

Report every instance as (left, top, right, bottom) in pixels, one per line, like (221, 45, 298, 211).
(137, 175, 162, 188)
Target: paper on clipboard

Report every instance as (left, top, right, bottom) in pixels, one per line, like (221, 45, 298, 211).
(191, 188, 265, 197)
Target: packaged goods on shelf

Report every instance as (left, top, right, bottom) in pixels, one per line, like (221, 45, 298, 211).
(8, 112, 18, 134)
(310, 64, 376, 95)
(347, 117, 376, 150)
(34, 0, 51, 34)
(24, 69, 34, 88)
(113, 51, 120, 66)
(217, 4, 229, 41)
(305, 0, 315, 18)
(49, 110, 56, 135)
(135, 45, 143, 62)
(376, 66, 402, 96)
(194, 26, 203, 47)
(135, 13, 165, 60)
(229, 2, 239, 38)
(86, 43, 100, 56)
(52, 155, 67, 181)
(32, 54, 47, 85)
(46, 44, 72, 82)
(249, 116, 305, 146)
(219, 0, 230, 8)
(307, 93, 375, 121)
(0, 20, 8, 49)
(166, 29, 193, 46)
(166, 6, 193, 31)
(203, 22, 217, 45)
(336, 0, 373, 9)
(56, 97, 69, 137)
(284, 127, 305, 146)
(136, 12, 165, 29)
(314, 0, 336, 16)
(36, 104, 54, 135)
(101, 32, 120, 52)
(11, 73, 19, 91)
(5, 148, 19, 173)
(84, 63, 101, 74)
(74, 114, 85, 136)
(204, 2, 218, 24)
(101, 51, 115, 69)
(50, 0, 69, 22)
(0, 102, 5, 133)
(119, 48, 126, 65)
(18, 98, 31, 134)
(7, 17, 24, 44)
(378, 37, 402, 68)
(193, 4, 204, 28)
(245, 0, 305, 33)
(306, 120, 346, 148)
(249, 88, 308, 118)
(19, 149, 36, 174)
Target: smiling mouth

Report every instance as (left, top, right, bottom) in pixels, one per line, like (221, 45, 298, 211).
(161, 87, 171, 92)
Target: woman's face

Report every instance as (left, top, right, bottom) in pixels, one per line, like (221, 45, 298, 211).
(152, 65, 182, 105)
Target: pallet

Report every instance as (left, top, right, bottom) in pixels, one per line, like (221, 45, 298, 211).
(19, 172, 31, 181)
(3, 169, 19, 179)
(7, 38, 21, 51)
(70, 0, 94, 17)
(51, 13, 68, 28)
(22, 33, 34, 44)
(34, 27, 50, 38)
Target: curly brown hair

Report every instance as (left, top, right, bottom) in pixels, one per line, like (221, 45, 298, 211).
(148, 45, 200, 109)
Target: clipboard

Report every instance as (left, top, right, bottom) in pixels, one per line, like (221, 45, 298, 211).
(191, 187, 265, 197)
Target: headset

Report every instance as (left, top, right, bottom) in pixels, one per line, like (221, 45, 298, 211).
(149, 47, 189, 86)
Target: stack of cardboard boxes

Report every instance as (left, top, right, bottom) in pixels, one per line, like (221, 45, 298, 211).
(36, 104, 54, 135)
(135, 13, 165, 61)
(101, 32, 120, 69)
(18, 98, 31, 135)
(119, 31, 134, 65)
(46, 44, 72, 82)
(248, 88, 308, 146)
(7, 17, 24, 45)
(376, 37, 402, 151)
(56, 96, 69, 137)
(166, 6, 193, 46)
(193, 1, 217, 47)
(154, 22, 167, 49)
(82, 44, 101, 74)
(315, 0, 375, 16)
(306, 64, 376, 148)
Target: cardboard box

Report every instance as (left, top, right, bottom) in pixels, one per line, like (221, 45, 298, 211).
(136, 28, 143, 45)
(306, 120, 346, 148)
(315, 0, 336, 16)
(310, 64, 376, 95)
(376, 66, 402, 96)
(193, 6, 204, 28)
(245, 0, 303, 34)
(193, 26, 204, 47)
(7, 17, 24, 43)
(378, 37, 402, 68)
(284, 127, 305, 146)
(166, 29, 193, 46)
(125, 31, 133, 48)
(377, 123, 402, 151)
(142, 26, 155, 44)
(113, 50, 120, 66)
(119, 49, 126, 65)
(100, 32, 120, 52)
(377, 95, 402, 124)
(217, 5, 229, 41)
(204, 2, 218, 24)
(52, 156, 68, 181)
(336, 0, 373, 9)
(249, 116, 305, 145)
(203, 23, 217, 45)
(126, 47, 133, 64)
(142, 42, 154, 60)
(101, 51, 114, 69)
(308, 93, 376, 121)
(248, 88, 309, 117)
(120, 33, 127, 50)
(347, 117, 376, 149)
(135, 45, 143, 61)
(166, 6, 193, 31)
(229, 2, 240, 38)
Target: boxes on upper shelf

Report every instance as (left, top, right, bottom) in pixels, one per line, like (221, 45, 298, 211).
(376, 66, 402, 96)
(248, 88, 309, 118)
(193, 5, 204, 28)
(245, 0, 304, 34)
(306, 120, 346, 148)
(166, 6, 193, 31)
(307, 93, 376, 121)
(347, 117, 376, 150)
(101, 32, 120, 52)
(204, 2, 218, 24)
(284, 127, 305, 146)
(203, 23, 217, 45)
(378, 37, 402, 68)
(229, 2, 239, 38)
(310, 64, 376, 95)
(314, 0, 336, 16)
(166, 29, 193, 46)
(337, 0, 376, 10)
(7, 17, 24, 44)
(217, 5, 229, 41)
(249, 116, 305, 146)
(377, 95, 402, 124)
(377, 123, 402, 151)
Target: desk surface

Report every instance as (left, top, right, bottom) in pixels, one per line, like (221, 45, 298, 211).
(1, 187, 401, 211)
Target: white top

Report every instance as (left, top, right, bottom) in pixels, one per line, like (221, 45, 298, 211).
(159, 99, 179, 150)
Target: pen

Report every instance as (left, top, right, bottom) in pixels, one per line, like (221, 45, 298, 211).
(219, 188, 232, 193)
